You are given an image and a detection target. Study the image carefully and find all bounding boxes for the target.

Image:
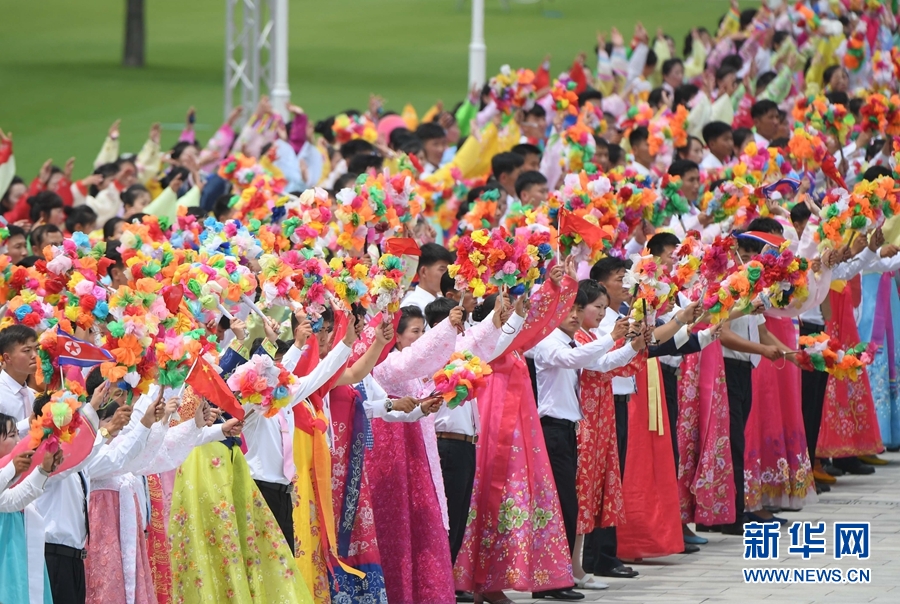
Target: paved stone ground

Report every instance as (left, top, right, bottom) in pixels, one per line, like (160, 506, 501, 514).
(502, 451, 900, 603)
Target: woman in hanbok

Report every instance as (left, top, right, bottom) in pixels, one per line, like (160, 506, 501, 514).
(168, 386, 312, 604)
(454, 265, 577, 604)
(0, 412, 61, 604)
(572, 280, 644, 587)
(85, 385, 235, 604)
(367, 303, 487, 604)
(858, 267, 900, 451)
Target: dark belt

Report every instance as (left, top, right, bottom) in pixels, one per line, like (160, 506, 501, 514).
(613, 395, 630, 404)
(660, 364, 679, 377)
(436, 431, 477, 444)
(540, 416, 577, 430)
(45, 543, 87, 560)
(255, 479, 292, 494)
(723, 358, 753, 369)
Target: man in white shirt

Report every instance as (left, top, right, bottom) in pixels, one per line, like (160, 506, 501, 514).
(400, 243, 454, 313)
(626, 126, 656, 180)
(532, 287, 645, 600)
(699, 121, 734, 174)
(225, 313, 355, 554)
(0, 325, 39, 436)
(750, 99, 780, 150)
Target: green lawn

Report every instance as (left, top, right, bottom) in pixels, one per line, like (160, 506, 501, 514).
(0, 0, 740, 178)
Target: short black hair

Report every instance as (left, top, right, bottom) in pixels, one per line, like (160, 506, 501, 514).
(662, 57, 683, 77)
(417, 243, 453, 271)
(0, 324, 38, 355)
(720, 54, 743, 73)
(750, 100, 779, 120)
(339, 139, 376, 160)
(415, 122, 446, 142)
(65, 205, 98, 234)
(648, 232, 681, 257)
(702, 121, 732, 146)
(440, 271, 456, 296)
(573, 288, 590, 309)
(397, 305, 425, 335)
(746, 217, 784, 235)
(103, 217, 125, 241)
(85, 366, 106, 399)
(607, 144, 624, 165)
(29, 224, 61, 251)
(347, 153, 383, 174)
(648, 87, 666, 109)
(514, 170, 548, 198)
(577, 279, 608, 306)
(754, 71, 777, 95)
(28, 191, 64, 223)
(593, 136, 609, 150)
(511, 143, 542, 159)
(578, 88, 604, 106)
(472, 294, 497, 323)
(825, 91, 849, 107)
(425, 297, 461, 328)
(645, 48, 658, 68)
(5, 224, 26, 241)
(668, 159, 699, 178)
(16, 256, 39, 267)
(121, 184, 149, 208)
(33, 392, 52, 418)
(388, 127, 415, 150)
(213, 194, 234, 222)
(732, 127, 753, 150)
(629, 126, 650, 148)
(491, 152, 524, 178)
(863, 165, 893, 182)
(673, 85, 698, 110)
(523, 104, 547, 119)
(790, 202, 812, 224)
(590, 256, 629, 282)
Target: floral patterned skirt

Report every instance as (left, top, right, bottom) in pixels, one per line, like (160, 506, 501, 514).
(169, 442, 312, 604)
(453, 358, 572, 594)
(745, 317, 815, 511)
(676, 342, 735, 525)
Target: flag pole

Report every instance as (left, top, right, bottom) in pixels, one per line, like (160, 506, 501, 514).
(177, 354, 202, 397)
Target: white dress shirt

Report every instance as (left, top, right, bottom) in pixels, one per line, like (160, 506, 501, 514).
(699, 152, 725, 171)
(243, 341, 351, 485)
(533, 328, 639, 422)
(597, 307, 636, 395)
(361, 375, 425, 423)
(400, 286, 438, 314)
(0, 468, 48, 513)
(37, 416, 151, 550)
(0, 370, 35, 435)
(721, 314, 765, 367)
(628, 161, 651, 177)
(799, 248, 878, 325)
(753, 132, 769, 149)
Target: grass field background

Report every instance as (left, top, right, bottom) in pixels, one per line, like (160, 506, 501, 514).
(1, 0, 746, 177)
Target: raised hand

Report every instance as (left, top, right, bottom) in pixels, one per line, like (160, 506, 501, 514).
(12, 451, 33, 476)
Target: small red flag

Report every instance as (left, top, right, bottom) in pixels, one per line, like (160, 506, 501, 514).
(558, 209, 610, 249)
(384, 238, 421, 257)
(185, 356, 245, 420)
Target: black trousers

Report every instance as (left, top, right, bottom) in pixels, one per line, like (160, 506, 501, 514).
(256, 479, 295, 555)
(541, 417, 578, 556)
(437, 438, 477, 564)
(46, 548, 86, 604)
(799, 322, 829, 465)
(661, 364, 680, 472)
(583, 394, 630, 574)
(723, 358, 753, 520)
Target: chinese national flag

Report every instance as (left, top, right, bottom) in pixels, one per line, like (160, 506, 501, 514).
(559, 209, 610, 249)
(185, 356, 245, 420)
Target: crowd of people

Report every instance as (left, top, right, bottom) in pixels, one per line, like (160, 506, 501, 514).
(1, 0, 900, 602)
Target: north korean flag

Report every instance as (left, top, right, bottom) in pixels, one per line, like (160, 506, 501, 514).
(57, 329, 114, 367)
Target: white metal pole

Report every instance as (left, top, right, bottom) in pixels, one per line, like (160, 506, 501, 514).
(269, 0, 291, 121)
(468, 0, 486, 90)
